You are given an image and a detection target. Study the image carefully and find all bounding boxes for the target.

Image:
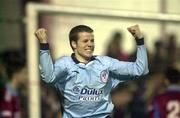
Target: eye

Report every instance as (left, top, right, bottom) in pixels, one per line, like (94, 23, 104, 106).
(91, 39, 94, 43)
(83, 39, 88, 43)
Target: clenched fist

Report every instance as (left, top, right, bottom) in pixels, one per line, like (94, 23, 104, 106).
(34, 28, 48, 43)
(127, 25, 143, 39)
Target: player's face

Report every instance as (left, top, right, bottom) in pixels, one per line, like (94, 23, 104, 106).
(73, 32, 95, 63)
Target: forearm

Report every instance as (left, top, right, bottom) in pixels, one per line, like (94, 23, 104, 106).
(134, 43, 149, 76)
(127, 37, 149, 76)
(122, 38, 148, 76)
(39, 43, 56, 83)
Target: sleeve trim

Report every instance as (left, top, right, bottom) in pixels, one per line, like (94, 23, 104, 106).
(135, 38, 144, 45)
(40, 43, 49, 50)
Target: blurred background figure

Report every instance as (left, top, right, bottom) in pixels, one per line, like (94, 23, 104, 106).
(148, 67, 180, 118)
(105, 31, 129, 61)
(0, 50, 27, 118)
(111, 83, 133, 118)
(0, 62, 7, 103)
(40, 83, 62, 118)
(166, 34, 178, 68)
(149, 40, 167, 74)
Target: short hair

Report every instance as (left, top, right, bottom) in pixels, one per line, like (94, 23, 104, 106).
(69, 25, 93, 50)
(164, 67, 180, 84)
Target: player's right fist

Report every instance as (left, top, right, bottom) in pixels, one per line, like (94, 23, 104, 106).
(34, 28, 48, 43)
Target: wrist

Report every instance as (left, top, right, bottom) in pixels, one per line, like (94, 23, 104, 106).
(136, 34, 143, 39)
(39, 40, 48, 43)
(135, 38, 144, 45)
(40, 43, 49, 50)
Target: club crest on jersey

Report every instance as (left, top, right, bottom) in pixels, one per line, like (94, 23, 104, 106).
(72, 86, 81, 94)
(100, 70, 108, 83)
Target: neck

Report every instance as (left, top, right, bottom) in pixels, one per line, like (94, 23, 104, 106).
(75, 53, 90, 64)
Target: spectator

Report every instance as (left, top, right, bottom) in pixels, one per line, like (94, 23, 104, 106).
(0, 50, 27, 118)
(148, 67, 180, 118)
(105, 31, 129, 61)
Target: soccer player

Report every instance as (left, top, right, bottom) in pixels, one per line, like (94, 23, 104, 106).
(35, 24, 149, 118)
(148, 67, 180, 118)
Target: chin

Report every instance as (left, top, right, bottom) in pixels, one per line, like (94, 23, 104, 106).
(84, 54, 93, 59)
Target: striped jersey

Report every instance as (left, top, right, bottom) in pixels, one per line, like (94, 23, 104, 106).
(148, 86, 180, 118)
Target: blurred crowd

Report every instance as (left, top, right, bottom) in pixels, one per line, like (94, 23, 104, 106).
(0, 30, 179, 118)
(105, 31, 180, 118)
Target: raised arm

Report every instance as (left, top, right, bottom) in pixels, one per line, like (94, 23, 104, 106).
(128, 25, 149, 75)
(35, 28, 66, 83)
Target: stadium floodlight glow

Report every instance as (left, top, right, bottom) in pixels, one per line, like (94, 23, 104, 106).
(26, 2, 180, 118)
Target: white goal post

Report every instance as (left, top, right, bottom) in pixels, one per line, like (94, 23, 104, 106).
(26, 2, 180, 118)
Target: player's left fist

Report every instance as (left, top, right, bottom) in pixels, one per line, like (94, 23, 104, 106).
(127, 24, 143, 39)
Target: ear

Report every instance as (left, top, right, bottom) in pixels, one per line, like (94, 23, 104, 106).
(71, 41, 77, 50)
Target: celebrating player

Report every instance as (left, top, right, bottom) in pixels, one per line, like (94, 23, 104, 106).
(35, 24, 149, 118)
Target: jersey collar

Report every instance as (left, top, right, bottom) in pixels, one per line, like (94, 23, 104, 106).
(71, 53, 96, 64)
